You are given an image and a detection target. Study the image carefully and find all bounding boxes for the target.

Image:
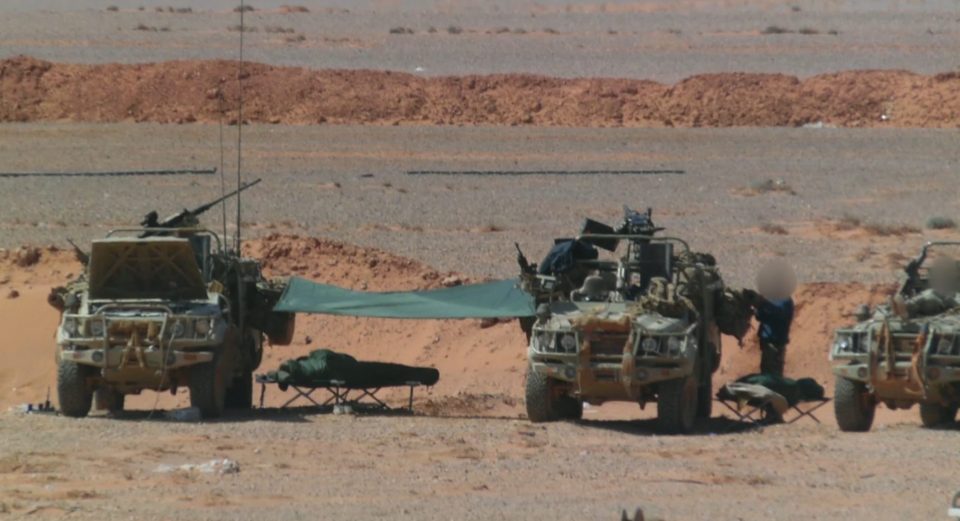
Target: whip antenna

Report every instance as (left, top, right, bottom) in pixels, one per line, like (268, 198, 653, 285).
(235, 0, 246, 252)
(218, 92, 228, 246)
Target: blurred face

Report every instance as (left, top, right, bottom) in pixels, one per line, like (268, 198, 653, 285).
(929, 256, 959, 294)
(756, 258, 797, 301)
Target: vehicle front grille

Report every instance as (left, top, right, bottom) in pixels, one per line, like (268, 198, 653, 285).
(586, 334, 630, 356)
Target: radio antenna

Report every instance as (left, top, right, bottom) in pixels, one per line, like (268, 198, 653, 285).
(217, 91, 228, 247)
(234, 0, 246, 252)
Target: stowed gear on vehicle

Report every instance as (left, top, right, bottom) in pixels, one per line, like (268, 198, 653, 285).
(517, 207, 753, 434)
(49, 179, 296, 419)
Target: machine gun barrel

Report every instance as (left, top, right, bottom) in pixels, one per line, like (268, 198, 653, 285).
(146, 178, 262, 229)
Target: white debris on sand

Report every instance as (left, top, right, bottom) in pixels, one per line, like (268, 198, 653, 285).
(154, 459, 240, 475)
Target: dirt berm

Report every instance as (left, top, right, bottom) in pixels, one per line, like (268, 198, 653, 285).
(2, 56, 960, 127)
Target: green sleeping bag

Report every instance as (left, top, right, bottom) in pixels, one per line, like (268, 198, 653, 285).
(267, 349, 440, 389)
(718, 373, 825, 406)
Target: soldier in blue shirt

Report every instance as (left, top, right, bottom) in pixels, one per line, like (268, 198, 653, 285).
(744, 289, 795, 376)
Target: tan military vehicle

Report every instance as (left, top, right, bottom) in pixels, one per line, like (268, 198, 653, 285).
(831, 241, 960, 431)
(517, 208, 750, 434)
(49, 180, 295, 418)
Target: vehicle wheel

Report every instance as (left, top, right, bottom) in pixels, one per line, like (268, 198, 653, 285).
(525, 367, 560, 422)
(94, 388, 125, 413)
(657, 375, 698, 434)
(189, 354, 226, 419)
(57, 360, 93, 418)
(834, 377, 875, 432)
(919, 402, 958, 428)
(557, 395, 583, 420)
(224, 369, 253, 409)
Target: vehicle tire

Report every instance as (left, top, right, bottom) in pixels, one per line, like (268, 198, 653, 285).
(657, 375, 698, 434)
(834, 377, 875, 432)
(557, 395, 583, 420)
(189, 354, 226, 419)
(525, 367, 560, 423)
(94, 388, 125, 413)
(57, 360, 93, 418)
(919, 402, 958, 428)
(224, 369, 253, 410)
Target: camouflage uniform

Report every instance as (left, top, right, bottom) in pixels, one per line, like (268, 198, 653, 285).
(905, 289, 960, 317)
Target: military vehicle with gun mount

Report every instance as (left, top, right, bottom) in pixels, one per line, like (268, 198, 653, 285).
(49, 179, 296, 418)
(830, 241, 960, 431)
(517, 208, 750, 433)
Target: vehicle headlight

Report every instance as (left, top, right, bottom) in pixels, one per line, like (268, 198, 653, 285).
(834, 335, 852, 353)
(171, 320, 187, 338)
(536, 332, 555, 351)
(63, 318, 79, 337)
(937, 335, 955, 355)
(640, 337, 659, 354)
(666, 336, 683, 356)
(89, 320, 104, 337)
(560, 334, 577, 353)
(194, 318, 211, 337)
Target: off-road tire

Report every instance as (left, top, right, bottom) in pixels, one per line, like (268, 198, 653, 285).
(919, 402, 958, 429)
(94, 388, 125, 413)
(57, 360, 92, 418)
(657, 375, 698, 434)
(557, 395, 583, 420)
(224, 369, 254, 410)
(834, 377, 875, 432)
(525, 367, 560, 422)
(189, 355, 226, 419)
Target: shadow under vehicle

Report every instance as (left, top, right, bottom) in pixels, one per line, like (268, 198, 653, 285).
(831, 241, 960, 431)
(49, 180, 295, 419)
(517, 208, 750, 434)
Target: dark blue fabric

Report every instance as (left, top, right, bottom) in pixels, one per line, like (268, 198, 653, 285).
(755, 298, 794, 344)
(538, 240, 598, 275)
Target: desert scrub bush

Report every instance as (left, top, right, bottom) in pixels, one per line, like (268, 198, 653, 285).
(762, 25, 792, 34)
(760, 223, 789, 235)
(834, 214, 862, 231)
(389, 26, 415, 35)
(797, 27, 820, 35)
(280, 5, 309, 13)
(285, 34, 306, 43)
(862, 222, 920, 237)
(926, 216, 957, 230)
(447, 25, 463, 35)
(265, 25, 295, 34)
(134, 23, 170, 32)
(749, 178, 795, 195)
(106, 5, 119, 12)
(234, 4, 255, 12)
(228, 24, 258, 32)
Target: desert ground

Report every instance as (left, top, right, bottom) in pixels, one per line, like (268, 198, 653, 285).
(1, 1, 960, 520)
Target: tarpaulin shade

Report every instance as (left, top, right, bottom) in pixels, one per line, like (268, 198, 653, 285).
(274, 277, 535, 319)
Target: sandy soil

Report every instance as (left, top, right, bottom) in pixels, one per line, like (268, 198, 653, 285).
(1, 1, 959, 81)
(4, 56, 960, 127)
(1, 1, 959, 519)
(1, 123, 957, 286)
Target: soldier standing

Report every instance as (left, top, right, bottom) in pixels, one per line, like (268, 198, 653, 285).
(745, 259, 797, 377)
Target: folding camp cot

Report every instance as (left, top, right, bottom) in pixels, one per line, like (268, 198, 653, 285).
(716, 381, 831, 429)
(256, 373, 428, 412)
(256, 348, 441, 413)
